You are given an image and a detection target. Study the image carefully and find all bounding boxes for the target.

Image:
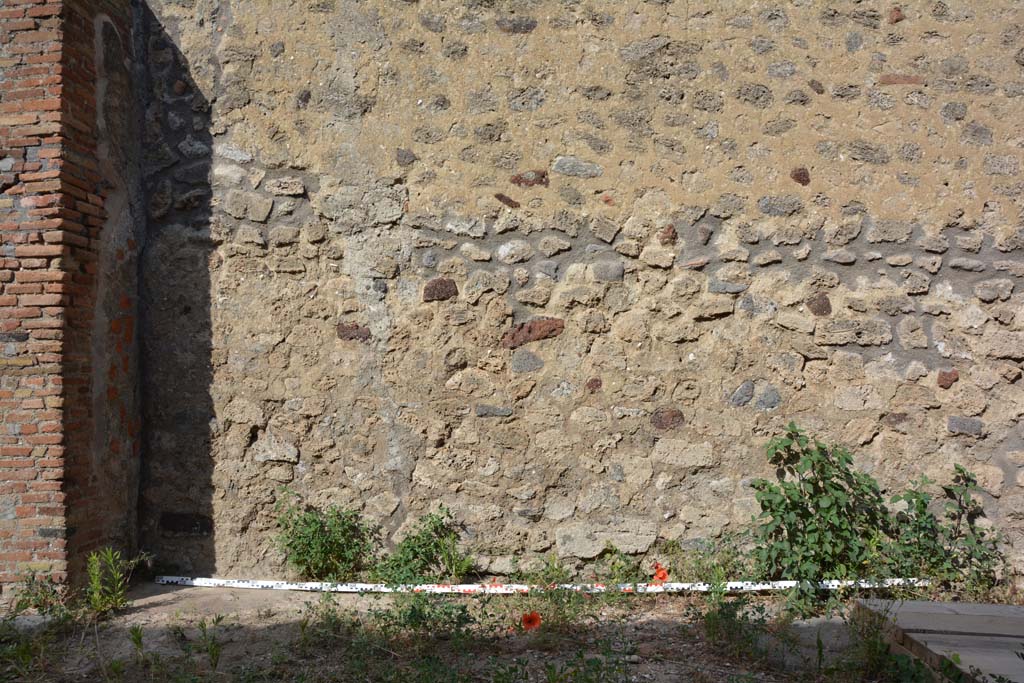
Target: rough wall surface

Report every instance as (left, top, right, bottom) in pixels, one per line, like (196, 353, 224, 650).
(134, 0, 1024, 577)
(62, 0, 142, 578)
(0, 0, 139, 590)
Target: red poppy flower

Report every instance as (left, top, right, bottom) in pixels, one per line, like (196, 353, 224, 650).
(652, 562, 669, 583)
(521, 611, 542, 631)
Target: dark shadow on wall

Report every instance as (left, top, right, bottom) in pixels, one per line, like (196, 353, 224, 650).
(133, 1, 216, 576)
(62, 1, 146, 582)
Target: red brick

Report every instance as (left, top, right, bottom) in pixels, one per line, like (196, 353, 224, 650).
(7, 284, 43, 294)
(15, 270, 67, 283)
(3, 19, 38, 31)
(3, 87, 47, 101)
(14, 244, 63, 257)
(2, 307, 41, 319)
(25, 434, 61, 446)
(26, 6, 61, 18)
(19, 294, 63, 308)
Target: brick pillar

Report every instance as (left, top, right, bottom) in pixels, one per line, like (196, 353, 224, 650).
(0, 0, 137, 594)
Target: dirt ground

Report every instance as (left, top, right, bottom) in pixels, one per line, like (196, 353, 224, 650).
(20, 583, 858, 682)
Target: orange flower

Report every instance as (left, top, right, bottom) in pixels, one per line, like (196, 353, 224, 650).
(652, 562, 669, 583)
(521, 611, 542, 631)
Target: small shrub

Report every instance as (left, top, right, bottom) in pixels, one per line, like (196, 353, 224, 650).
(374, 507, 473, 585)
(885, 479, 948, 579)
(885, 469, 1004, 594)
(274, 491, 377, 581)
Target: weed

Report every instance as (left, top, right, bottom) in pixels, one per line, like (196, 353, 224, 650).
(660, 534, 754, 583)
(196, 614, 225, 672)
(697, 592, 770, 663)
(86, 547, 145, 617)
(369, 592, 475, 639)
(274, 490, 377, 581)
(104, 657, 126, 682)
(593, 544, 645, 586)
(938, 465, 1004, 592)
(128, 625, 144, 664)
(374, 507, 474, 585)
(752, 422, 891, 584)
(0, 620, 50, 681)
(491, 659, 530, 683)
(825, 603, 935, 682)
(11, 574, 73, 623)
(302, 594, 356, 643)
(541, 648, 630, 682)
(887, 466, 1004, 597)
(490, 648, 629, 683)
(501, 554, 598, 631)
(752, 423, 1006, 609)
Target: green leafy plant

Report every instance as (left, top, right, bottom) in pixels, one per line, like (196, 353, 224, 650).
(127, 625, 144, 664)
(494, 554, 599, 632)
(369, 593, 475, 639)
(296, 594, 358, 652)
(824, 604, 933, 682)
(274, 491, 377, 581)
(196, 615, 224, 672)
(937, 465, 1004, 592)
(12, 573, 73, 623)
(886, 469, 1003, 595)
(751, 423, 891, 584)
(886, 478, 948, 579)
(374, 507, 473, 585)
(86, 548, 144, 617)
(594, 544, 645, 586)
(693, 572, 772, 665)
(751, 423, 1005, 604)
(0, 620, 51, 682)
(659, 534, 754, 583)
(541, 647, 630, 682)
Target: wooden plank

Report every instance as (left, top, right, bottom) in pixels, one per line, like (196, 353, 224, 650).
(857, 600, 1024, 683)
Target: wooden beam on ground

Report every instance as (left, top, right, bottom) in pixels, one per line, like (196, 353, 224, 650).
(857, 599, 1024, 683)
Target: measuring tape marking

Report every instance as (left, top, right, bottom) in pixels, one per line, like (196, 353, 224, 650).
(155, 576, 929, 594)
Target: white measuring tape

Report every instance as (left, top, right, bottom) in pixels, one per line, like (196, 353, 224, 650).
(155, 576, 929, 594)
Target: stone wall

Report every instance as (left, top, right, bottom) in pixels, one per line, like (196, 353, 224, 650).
(134, 0, 1024, 578)
(5, 0, 1024, 587)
